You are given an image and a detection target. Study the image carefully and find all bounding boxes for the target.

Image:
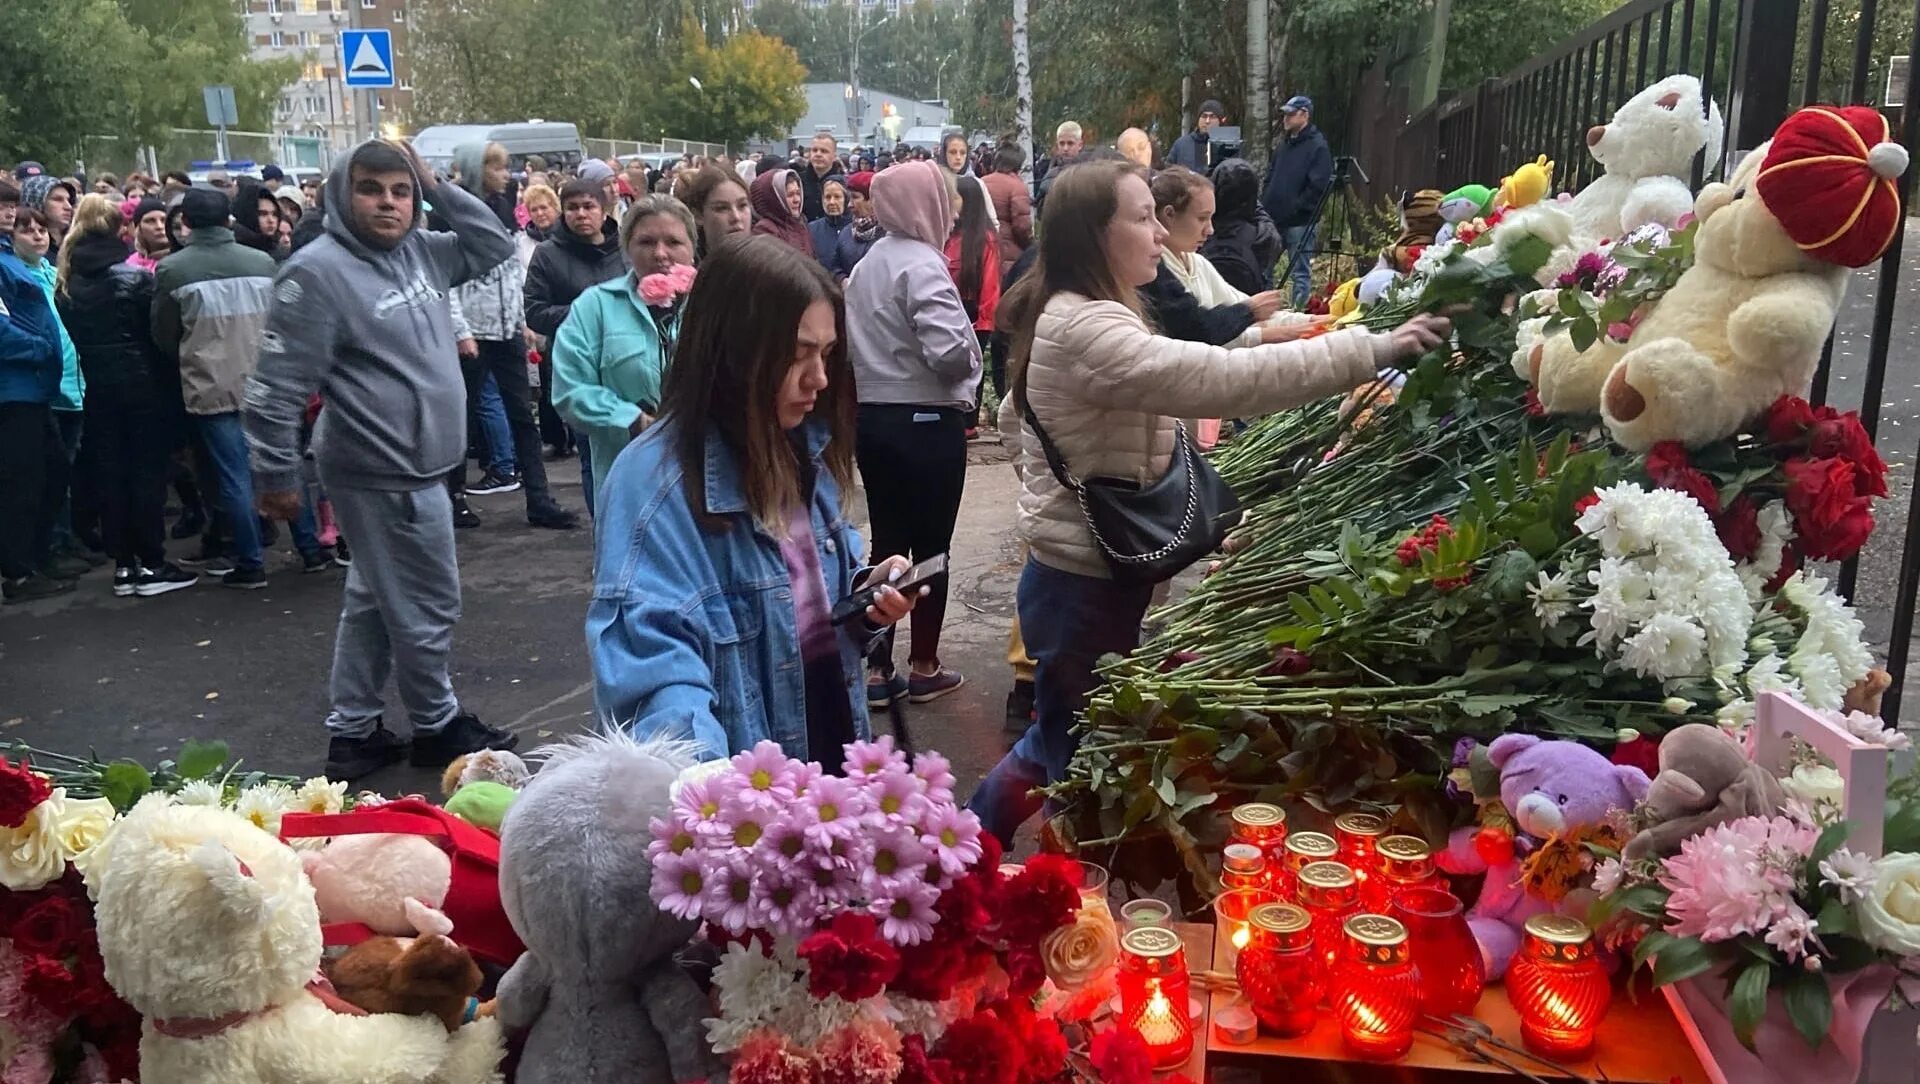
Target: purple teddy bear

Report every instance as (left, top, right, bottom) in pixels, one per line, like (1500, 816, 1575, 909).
(1435, 734, 1652, 978)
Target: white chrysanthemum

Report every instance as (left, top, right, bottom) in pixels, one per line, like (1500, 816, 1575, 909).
(1413, 239, 1458, 278)
(1716, 698, 1755, 728)
(1619, 612, 1708, 679)
(174, 779, 225, 807)
(1528, 569, 1575, 628)
(1790, 647, 1848, 710)
(707, 940, 798, 1051)
(292, 777, 348, 815)
(232, 782, 294, 836)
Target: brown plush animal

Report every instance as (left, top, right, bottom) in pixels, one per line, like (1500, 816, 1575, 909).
(1845, 668, 1892, 717)
(325, 934, 484, 1032)
(1622, 723, 1785, 862)
(1386, 189, 1446, 271)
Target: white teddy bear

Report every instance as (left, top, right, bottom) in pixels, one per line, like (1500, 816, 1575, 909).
(88, 797, 505, 1084)
(1567, 74, 1724, 244)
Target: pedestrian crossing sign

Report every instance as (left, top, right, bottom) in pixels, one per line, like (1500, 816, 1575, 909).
(341, 29, 395, 88)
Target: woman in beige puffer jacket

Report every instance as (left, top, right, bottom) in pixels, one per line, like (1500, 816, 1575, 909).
(966, 160, 1452, 844)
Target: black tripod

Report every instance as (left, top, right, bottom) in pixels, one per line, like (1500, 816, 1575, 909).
(1279, 154, 1370, 305)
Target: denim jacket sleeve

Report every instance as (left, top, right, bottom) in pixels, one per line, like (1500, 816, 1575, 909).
(586, 588, 733, 762)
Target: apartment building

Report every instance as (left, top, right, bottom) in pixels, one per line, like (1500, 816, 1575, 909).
(246, 0, 416, 153)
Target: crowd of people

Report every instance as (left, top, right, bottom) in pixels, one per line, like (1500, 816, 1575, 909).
(1, 95, 1398, 833)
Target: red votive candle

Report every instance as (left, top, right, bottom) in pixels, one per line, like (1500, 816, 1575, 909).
(1278, 830, 1337, 901)
(1334, 811, 1389, 883)
(1296, 860, 1360, 972)
(1236, 902, 1322, 1037)
(1363, 834, 1443, 913)
(1117, 926, 1194, 1068)
(1391, 885, 1485, 1016)
(1330, 913, 1418, 1060)
(1506, 914, 1610, 1059)
(1229, 802, 1289, 870)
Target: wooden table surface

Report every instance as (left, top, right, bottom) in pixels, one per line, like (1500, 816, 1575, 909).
(1202, 921, 1713, 1082)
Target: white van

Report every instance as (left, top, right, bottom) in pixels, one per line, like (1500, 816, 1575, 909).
(411, 122, 584, 174)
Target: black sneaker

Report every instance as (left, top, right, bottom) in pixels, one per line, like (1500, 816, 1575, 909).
(112, 566, 142, 597)
(170, 509, 206, 540)
(466, 470, 522, 496)
(325, 722, 409, 782)
(221, 566, 268, 590)
(527, 501, 579, 530)
(452, 496, 481, 529)
(2, 575, 76, 604)
(39, 554, 91, 580)
(134, 562, 199, 597)
(333, 537, 352, 567)
(301, 547, 337, 573)
(180, 546, 235, 572)
(409, 712, 519, 768)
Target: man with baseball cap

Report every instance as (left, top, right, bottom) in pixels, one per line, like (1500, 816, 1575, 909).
(1169, 99, 1228, 174)
(1262, 93, 1332, 308)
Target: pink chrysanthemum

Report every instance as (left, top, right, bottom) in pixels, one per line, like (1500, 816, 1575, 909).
(862, 766, 931, 827)
(910, 751, 956, 802)
(673, 776, 733, 840)
(751, 866, 820, 938)
(758, 816, 813, 871)
(919, 805, 984, 876)
(651, 850, 710, 921)
(1659, 815, 1816, 943)
(704, 852, 760, 934)
(726, 741, 798, 813)
(869, 877, 942, 945)
(844, 735, 907, 778)
(864, 823, 931, 887)
(1763, 904, 1819, 962)
(646, 815, 701, 866)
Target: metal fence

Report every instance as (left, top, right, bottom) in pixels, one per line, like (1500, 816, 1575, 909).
(1392, 0, 1920, 718)
(583, 136, 731, 163)
(82, 130, 340, 178)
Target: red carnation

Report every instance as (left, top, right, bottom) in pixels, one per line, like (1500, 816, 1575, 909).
(0, 757, 52, 830)
(1644, 441, 1721, 516)
(11, 895, 84, 957)
(934, 1012, 1022, 1084)
(798, 912, 900, 1002)
(995, 856, 1080, 946)
(898, 1036, 951, 1084)
(1644, 440, 1690, 479)
(1005, 943, 1047, 999)
(1716, 495, 1762, 561)
(934, 868, 991, 938)
(1573, 492, 1600, 516)
(1766, 396, 1817, 444)
(997, 1002, 1070, 1083)
(893, 932, 969, 1002)
(1091, 1029, 1156, 1084)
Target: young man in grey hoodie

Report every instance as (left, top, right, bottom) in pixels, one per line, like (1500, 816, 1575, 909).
(245, 139, 521, 781)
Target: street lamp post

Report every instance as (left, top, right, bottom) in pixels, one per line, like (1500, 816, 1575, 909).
(849, 11, 891, 144)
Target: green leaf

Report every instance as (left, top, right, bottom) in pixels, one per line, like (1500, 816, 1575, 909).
(1469, 474, 1498, 521)
(1113, 683, 1145, 717)
(1811, 821, 1849, 865)
(1483, 550, 1537, 601)
(1456, 693, 1538, 717)
(1650, 932, 1717, 987)
(1288, 593, 1320, 627)
(1153, 775, 1177, 808)
(1495, 457, 1519, 502)
(100, 760, 153, 811)
(1296, 722, 1335, 752)
(1815, 898, 1856, 936)
(1519, 522, 1561, 559)
(1729, 960, 1771, 1050)
(1632, 929, 1675, 971)
(1308, 585, 1340, 622)
(1328, 579, 1367, 614)
(1781, 969, 1833, 1049)
(1569, 318, 1598, 353)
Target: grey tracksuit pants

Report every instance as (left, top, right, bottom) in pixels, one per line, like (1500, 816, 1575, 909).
(321, 479, 462, 736)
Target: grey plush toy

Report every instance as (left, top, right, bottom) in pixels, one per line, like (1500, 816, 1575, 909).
(495, 732, 728, 1084)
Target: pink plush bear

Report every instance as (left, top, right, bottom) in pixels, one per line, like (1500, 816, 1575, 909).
(1435, 734, 1652, 978)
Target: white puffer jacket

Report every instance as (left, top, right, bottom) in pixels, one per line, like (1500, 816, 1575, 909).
(1009, 291, 1390, 579)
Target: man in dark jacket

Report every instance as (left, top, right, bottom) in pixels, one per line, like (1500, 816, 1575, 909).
(523, 177, 625, 515)
(0, 178, 73, 603)
(245, 138, 520, 781)
(1261, 95, 1333, 307)
(796, 133, 846, 222)
(1168, 99, 1228, 174)
(1203, 157, 1285, 295)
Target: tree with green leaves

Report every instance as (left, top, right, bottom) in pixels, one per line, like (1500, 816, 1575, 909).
(654, 25, 809, 145)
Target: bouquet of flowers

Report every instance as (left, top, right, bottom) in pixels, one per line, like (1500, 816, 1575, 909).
(651, 739, 1111, 1083)
(1592, 730, 1920, 1051)
(0, 757, 140, 1083)
(1533, 218, 1696, 349)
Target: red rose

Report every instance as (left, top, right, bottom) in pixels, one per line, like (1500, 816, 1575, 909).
(1644, 441, 1690, 480)
(1090, 1029, 1156, 1084)
(1765, 396, 1817, 444)
(1573, 492, 1600, 516)
(1821, 414, 1890, 497)
(0, 757, 53, 830)
(1715, 496, 1762, 561)
(1784, 457, 1858, 538)
(1264, 647, 1312, 677)
(11, 894, 84, 957)
(22, 952, 82, 1019)
(935, 1012, 1021, 1084)
(797, 912, 900, 1002)
(1800, 504, 1875, 561)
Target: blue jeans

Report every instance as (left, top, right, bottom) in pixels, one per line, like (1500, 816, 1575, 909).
(194, 411, 262, 571)
(292, 484, 325, 558)
(1279, 224, 1317, 309)
(477, 372, 517, 477)
(966, 558, 1154, 845)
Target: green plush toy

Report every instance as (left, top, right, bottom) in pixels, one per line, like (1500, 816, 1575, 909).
(1435, 184, 1497, 245)
(445, 781, 517, 833)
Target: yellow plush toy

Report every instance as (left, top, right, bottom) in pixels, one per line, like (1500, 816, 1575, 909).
(1497, 155, 1555, 211)
(1326, 277, 1362, 321)
(1529, 106, 1906, 449)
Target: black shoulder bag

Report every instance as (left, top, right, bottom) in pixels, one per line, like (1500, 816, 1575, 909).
(1017, 386, 1242, 586)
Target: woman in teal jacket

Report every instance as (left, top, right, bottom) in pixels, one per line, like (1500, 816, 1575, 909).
(550, 195, 697, 501)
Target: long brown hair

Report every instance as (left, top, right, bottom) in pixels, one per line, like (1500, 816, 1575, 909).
(999, 159, 1151, 410)
(659, 234, 855, 532)
(55, 194, 124, 298)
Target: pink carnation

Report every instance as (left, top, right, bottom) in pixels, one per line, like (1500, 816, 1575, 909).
(1659, 816, 1816, 943)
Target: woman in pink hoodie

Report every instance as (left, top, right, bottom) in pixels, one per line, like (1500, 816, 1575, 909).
(842, 160, 982, 705)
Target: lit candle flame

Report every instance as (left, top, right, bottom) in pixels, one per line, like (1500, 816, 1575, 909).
(1135, 979, 1185, 1047)
(1232, 923, 1250, 950)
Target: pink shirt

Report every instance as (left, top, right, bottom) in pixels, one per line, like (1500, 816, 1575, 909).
(780, 504, 836, 663)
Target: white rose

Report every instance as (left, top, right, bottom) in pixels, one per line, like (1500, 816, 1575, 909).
(1857, 853, 1920, 955)
(1782, 765, 1846, 812)
(53, 796, 117, 859)
(0, 790, 71, 891)
(1040, 904, 1119, 990)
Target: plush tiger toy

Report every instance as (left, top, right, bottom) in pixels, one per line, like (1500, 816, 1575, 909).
(1386, 188, 1446, 271)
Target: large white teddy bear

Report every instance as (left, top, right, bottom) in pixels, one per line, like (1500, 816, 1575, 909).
(1530, 105, 1906, 450)
(87, 797, 506, 1084)
(1567, 74, 1724, 243)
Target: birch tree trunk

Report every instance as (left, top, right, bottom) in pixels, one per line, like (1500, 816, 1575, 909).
(1013, 0, 1034, 186)
(1247, 0, 1270, 166)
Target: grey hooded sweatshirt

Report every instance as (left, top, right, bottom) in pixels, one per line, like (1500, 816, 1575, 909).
(244, 140, 514, 494)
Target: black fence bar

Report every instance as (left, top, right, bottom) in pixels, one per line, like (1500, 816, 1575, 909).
(1616, 24, 1634, 114)
(1680, 0, 1697, 75)
(1638, 13, 1654, 85)
(1852, 0, 1883, 102)
(1803, 0, 1830, 103)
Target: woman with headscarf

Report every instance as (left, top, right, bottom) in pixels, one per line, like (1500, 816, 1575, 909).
(843, 160, 980, 705)
(749, 168, 813, 256)
(836, 171, 882, 276)
(808, 177, 852, 278)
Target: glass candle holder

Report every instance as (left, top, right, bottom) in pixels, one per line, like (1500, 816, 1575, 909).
(1330, 914, 1418, 1061)
(1229, 802, 1289, 868)
(1391, 886, 1485, 1016)
(1236, 902, 1322, 1037)
(1295, 860, 1359, 971)
(1117, 926, 1194, 1068)
(1121, 898, 1172, 930)
(1506, 914, 1611, 1059)
(1278, 831, 1338, 901)
(1363, 834, 1443, 913)
(1220, 843, 1270, 897)
(1076, 860, 1112, 919)
(1213, 888, 1263, 968)
(1334, 811, 1389, 884)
